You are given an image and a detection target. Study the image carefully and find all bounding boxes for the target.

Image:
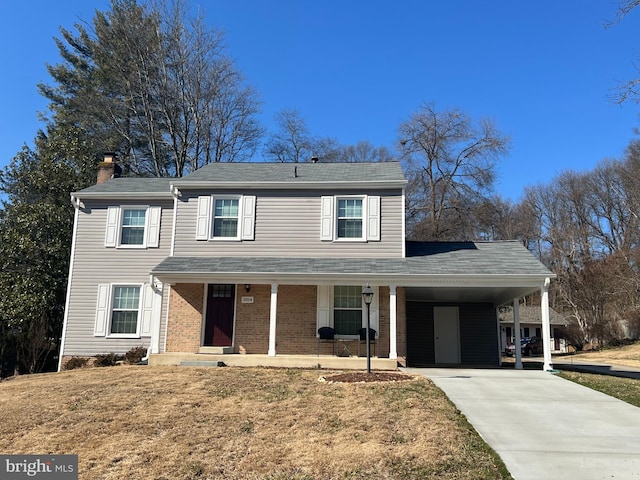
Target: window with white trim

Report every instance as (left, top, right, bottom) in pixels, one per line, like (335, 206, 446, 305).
(337, 199, 363, 239)
(316, 284, 380, 337)
(320, 195, 380, 242)
(333, 285, 362, 335)
(121, 209, 146, 245)
(94, 283, 157, 338)
(195, 195, 256, 241)
(213, 198, 239, 238)
(104, 205, 161, 248)
(111, 286, 141, 335)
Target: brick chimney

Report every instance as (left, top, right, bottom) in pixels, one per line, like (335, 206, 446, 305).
(97, 152, 121, 184)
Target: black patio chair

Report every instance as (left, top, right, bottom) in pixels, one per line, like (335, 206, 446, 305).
(357, 327, 377, 357)
(317, 326, 336, 356)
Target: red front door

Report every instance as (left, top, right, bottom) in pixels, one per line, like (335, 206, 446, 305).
(204, 284, 235, 347)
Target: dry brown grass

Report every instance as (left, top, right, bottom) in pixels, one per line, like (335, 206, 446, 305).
(0, 366, 511, 480)
(560, 341, 640, 368)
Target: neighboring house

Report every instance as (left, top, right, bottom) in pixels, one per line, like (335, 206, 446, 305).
(59, 159, 556, 370)
(499, 306, 569, 354)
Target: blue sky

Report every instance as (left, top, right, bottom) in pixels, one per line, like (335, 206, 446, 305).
(1, 0, 639, 201)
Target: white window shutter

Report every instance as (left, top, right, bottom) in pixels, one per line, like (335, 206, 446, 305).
(140, 284, 155, 337)
(94, 284, 110, 336)
(196, 196, 211, 240)
(146, 206, 161, 248)
(367, 196, 381, 241)
(320, 196, 334, 241)
(316, 285, 331, 331)
(241, 195, 256, 240)
(105, 206, 120, 247)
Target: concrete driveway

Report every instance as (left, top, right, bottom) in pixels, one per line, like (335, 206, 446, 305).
(402, 367, 640, 480)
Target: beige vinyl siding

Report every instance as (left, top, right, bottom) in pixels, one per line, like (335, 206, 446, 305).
(173, 189, 404, 258)
(62, 199, 173, 356)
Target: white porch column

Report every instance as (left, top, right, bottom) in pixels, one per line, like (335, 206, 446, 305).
(513, 299, 523, 370)
(541, 278, 553, 371)
(268, 283, 278, 357)
(150, 281, 163, 355)
(389, 285, 398, 359)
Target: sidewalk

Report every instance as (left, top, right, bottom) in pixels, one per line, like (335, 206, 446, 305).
(554, 359, 640, 379)
(403, 367, 640, 480)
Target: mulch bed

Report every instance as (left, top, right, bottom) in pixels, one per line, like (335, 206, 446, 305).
(321, 371, 414, 383)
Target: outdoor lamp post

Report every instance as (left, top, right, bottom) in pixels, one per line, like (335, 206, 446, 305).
(362, 284, 374, 373)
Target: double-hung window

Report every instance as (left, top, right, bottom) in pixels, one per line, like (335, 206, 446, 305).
(333, 286, 363, 335)
(213, 198, 239, 238)
(337, 199, 363, 239)
(94, 283, 158, 338)
(110, 286, 141, 335)
(120, 209, 146, 245)
(320, 195, 380, 242)
(316, 284, 380, 337)
(104, 205, 161, 248)
(195, 195, 256, 241)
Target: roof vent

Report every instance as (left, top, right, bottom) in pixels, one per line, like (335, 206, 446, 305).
(311, 155, 319, 163)
(294, 166, 298, 178)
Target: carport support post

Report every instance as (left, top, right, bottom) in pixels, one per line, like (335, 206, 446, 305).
(541, 278, 553, 371)
(389, 285, 398, 360)
(268, 283, 278, 357)
(513, 299, 523, 370)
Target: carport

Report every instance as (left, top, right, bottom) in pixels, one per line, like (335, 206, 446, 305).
(401, 241, 556, 370)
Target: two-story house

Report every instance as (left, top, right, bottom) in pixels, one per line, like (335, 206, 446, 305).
(59, 159, 555, 371)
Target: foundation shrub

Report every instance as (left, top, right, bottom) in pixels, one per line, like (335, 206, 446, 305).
(125, 346, 147, 364)
(94, 353, 119, 367)
(63, 357, 89, 370)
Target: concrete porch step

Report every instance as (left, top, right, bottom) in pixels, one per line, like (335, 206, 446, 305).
(180, 361, 227, 367)
(198, 346, 234, 354)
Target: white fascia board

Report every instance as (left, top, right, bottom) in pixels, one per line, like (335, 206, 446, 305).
(170, 180, 408, 190)
(151, 271, 553, 288)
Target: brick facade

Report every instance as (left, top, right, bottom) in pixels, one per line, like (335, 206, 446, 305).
(164, 283, 407, 358)
(165, 283, 204, 352)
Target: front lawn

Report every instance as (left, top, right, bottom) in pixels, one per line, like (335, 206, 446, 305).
(0, 366, 511, 479)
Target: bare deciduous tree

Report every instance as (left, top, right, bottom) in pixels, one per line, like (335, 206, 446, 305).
(398, 103, 510, 240)
(263, 109, 316, 163)
(607, 0, 640, 104)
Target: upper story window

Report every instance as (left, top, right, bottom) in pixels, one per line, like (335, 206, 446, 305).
(213, 198, 240, 238)
(121, 209, 146, 245)
(196, 195, 256, 241)
(105, 206, 161, 249)
(321, 195, 380, 242)
(337, 198, 363, 239)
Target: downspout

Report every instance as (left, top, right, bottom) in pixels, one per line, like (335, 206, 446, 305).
(142, 276, 163, 362)
(169, 185, 180, 257)
(57, 195, 83, 372)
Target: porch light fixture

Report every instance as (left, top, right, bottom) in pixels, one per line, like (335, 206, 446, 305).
(245, 284, 251, 293)
(362, 284, 374, 373)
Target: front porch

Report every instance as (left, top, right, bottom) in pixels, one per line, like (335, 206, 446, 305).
(149, 352, 399, 370)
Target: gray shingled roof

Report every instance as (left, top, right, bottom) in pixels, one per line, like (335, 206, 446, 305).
(499, 306, 567, 325)
(173, 161, 406, 185)
(404, 241, 552, 275)
(152, 241, 553, 278)
(74, 177, 174, 196)
(73, 162, 406, 196)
